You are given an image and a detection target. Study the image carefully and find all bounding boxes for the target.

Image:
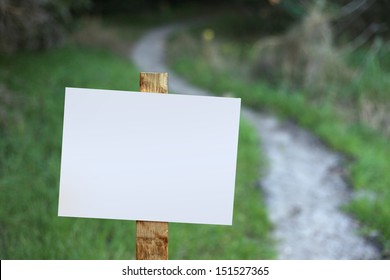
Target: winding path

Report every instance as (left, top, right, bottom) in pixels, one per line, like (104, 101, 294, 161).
(131, 23, 380, 259)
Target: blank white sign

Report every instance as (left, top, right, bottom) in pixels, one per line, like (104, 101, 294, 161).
(58, 87, 241, 225)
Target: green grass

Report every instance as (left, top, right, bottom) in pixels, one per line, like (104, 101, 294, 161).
(0, 45, 275, 259)
(168, 30, 390, 258)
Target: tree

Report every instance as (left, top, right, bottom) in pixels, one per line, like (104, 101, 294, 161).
(0, 0, 91, 53)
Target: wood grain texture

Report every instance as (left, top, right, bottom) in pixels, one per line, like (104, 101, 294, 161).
(136, 221, 168, 260)
(136, 72, 168, 260)
(140, 72, 168, 94)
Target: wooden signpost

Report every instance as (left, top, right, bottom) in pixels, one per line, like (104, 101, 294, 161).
(136, 72, 169, 260)
(58, 72, 240, 261)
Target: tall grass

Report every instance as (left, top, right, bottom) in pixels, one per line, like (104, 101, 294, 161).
(0, 45, 274, 259)
(0, 46, 141, 259)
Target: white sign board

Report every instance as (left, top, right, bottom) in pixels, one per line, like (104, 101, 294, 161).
(58, 87, 241, 225)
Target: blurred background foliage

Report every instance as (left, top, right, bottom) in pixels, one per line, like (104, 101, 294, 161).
(0, 0, 91, 52)
(1, 0, 390, 53)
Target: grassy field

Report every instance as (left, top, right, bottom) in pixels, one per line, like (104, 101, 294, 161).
(0, 42, 275, 259)
(168, 22, 390, 258)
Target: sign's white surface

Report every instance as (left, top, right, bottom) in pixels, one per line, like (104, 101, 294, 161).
(58, 87, 241, 225)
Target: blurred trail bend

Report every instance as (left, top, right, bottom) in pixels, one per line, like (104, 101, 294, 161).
(131, 23, 380, 259)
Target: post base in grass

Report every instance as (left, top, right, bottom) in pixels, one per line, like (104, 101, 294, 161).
(136, 221, 168, 260)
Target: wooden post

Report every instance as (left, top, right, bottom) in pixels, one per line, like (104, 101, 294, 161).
(136, 72, 169, 260)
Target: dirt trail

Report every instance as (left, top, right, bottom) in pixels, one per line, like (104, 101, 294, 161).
(131, 24, 380, 259)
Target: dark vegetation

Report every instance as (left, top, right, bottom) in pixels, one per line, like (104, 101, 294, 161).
(0, 0, 90, 52)
(2, 0, 389, 53)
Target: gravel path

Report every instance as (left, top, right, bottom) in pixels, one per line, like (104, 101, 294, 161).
(131, 24, 380, 259)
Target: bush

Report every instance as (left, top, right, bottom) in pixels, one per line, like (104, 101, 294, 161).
(0, 0, 90, 53)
